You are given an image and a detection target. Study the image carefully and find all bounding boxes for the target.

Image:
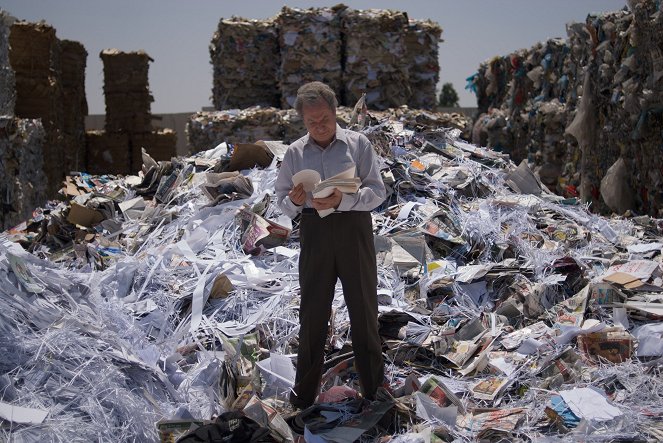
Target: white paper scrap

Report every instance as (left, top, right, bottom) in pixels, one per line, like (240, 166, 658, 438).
(0, 401, 49, 425)
(626, 242, 663, 254)
(190, 263, 213, 333)
(559, 388, 622, 422)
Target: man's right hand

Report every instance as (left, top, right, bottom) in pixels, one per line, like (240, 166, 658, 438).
(289, 183, 306, 206)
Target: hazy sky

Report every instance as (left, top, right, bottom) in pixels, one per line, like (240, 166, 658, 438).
(3, 0, 627, 114)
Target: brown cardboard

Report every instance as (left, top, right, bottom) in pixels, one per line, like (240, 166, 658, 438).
(67, 202, 104, 227)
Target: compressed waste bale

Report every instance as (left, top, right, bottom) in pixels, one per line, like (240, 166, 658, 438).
(60, 39, 88, 173)
(404, 19, 442, 109)
(100, 49, 153, 133)
(281, 108, 307, 144)
(277, 6, 344, 108)
(0, 116, 46, 230)
(187, 105, 474, 154)
(0, 10, 16, 116)
(210, 17, 280, 110)
(470, 1, 663, 215)
(343, 8, 410, 110)
(9, 21, 65, 195)
(187, 107, 285, 153)
(85, 130, 130, 175)
(130, 129, 177, 170)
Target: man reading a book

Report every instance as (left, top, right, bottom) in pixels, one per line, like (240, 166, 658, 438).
(275, 81, 387, 409)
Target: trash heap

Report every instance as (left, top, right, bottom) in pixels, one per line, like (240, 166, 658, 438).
(210, 6, 443, 111)
(186, 106, 472, 153)
(467, 1, 663, 217)
(87, 49, 176, 176)
(277, 6, 344, 108)
(404, 19, 443, 109)
(3, 106, 663, 442)
(209, 17, 280, 110)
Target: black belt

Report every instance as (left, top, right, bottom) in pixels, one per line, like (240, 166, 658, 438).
(301, 208, 366, 215)
(302, 208, 340, 214)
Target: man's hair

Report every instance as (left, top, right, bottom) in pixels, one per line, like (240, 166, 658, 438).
(294, 81, 338, 116)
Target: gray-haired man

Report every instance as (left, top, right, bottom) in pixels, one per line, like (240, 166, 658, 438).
(275, 81, 386, 409)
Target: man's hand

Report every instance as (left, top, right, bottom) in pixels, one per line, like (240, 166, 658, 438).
(312, 188, 342, 211)
(289, 183, 306, 206)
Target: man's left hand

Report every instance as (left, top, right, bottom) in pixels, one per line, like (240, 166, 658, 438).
(312, 188, 342, 211)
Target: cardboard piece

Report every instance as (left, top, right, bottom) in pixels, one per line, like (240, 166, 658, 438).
(67, 202, 104, 227)
(227, 143, 274, 172)
(602, 272, 639, 286)
(210, 274, 234, 299)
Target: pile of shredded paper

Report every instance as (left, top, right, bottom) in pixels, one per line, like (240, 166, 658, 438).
(2, 114, 663, 442)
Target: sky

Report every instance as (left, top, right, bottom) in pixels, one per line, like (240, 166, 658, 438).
(3, 0, 627, 114)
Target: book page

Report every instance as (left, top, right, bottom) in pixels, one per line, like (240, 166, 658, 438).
(292, 169, 321, 192)
(328, 165, 356, 180)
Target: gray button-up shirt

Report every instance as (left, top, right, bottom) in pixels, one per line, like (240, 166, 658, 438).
(275, 124, 386, 219)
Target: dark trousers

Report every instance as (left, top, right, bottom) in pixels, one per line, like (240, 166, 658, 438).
(291, 210, 384, 408)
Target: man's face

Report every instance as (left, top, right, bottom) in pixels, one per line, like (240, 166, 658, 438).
(302, 100, 336, 147)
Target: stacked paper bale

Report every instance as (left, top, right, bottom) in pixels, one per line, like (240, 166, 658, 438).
(404, 19, 442, 109)
(131, 129, 177, 168)
(388, 106, 473, 140)
(527, 100, 575, 190)
(516, 39, 576, 191)
(277, 6, 344, 108)
(90, 49, 176, 174)
(570, 3, 663, 215)
(100, 49, 153, 133)
(60, 40, 88, 173)
(210, 17, 280, 109)
(85, 130, 130, 176)
(208, 7, 442, 110)
(471, 108, 526, 162)
(470, 39, 579, 175)
(127, 128, 176, 170)
(187, 105, 474, 154)
(0, 116, 47, 230)
(470, 38, 572, 116)
(343, 9, 410, 110)
(0, 10, 15, 115)
(281, 108, 307, 144)
(467, 56, 513, 115)
(471, 1, 663, 215)
(9, 21, 64, 195)
(187, 107, 285, 153)
(626, 0, 663, 216)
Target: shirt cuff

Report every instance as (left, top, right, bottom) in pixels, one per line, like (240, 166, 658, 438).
(337, 192, 359, 212)
(283, 196, 303, 218)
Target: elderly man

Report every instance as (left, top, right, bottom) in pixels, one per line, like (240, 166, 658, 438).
(275, 82, 386, 409)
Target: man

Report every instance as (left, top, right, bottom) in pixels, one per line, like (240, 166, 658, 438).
(275, 81, 386, 409)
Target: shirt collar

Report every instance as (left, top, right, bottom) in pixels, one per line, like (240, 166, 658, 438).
(304, 124, 347, 149)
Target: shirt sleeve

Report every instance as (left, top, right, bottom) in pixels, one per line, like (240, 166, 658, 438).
(337, 134, 386, 212)
(275, 148, 303, 219)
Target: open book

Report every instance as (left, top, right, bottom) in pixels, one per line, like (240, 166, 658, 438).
(292, 166, 361, 217)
